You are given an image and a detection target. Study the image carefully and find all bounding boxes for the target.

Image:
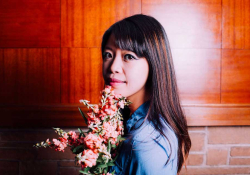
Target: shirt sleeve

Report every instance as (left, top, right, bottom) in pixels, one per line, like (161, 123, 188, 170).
(128, 131, 178, 175)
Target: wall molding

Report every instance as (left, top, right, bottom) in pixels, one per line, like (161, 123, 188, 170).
(1, 104, 250, 127)
(182, 104, 250, 126)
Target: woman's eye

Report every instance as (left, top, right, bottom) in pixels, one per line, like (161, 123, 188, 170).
(103, 52, 112, 59)
(124, 54, 136, 61)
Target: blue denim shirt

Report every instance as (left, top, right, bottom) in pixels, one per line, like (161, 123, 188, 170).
(109, 101, 178, 175)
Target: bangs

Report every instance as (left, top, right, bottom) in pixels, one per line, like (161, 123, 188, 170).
(102, 19, 146, 58)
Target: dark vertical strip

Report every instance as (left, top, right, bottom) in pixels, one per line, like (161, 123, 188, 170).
(60, 0, 62, 103)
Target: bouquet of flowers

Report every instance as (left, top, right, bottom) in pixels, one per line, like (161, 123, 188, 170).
(34, 86, 131, 175)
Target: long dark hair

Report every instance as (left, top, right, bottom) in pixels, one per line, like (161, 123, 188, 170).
(101, 14, 191, 173)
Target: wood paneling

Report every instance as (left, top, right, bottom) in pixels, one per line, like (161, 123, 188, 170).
(0, 0, 60, 48)
(61, 48, 104, 104)
(0, 49, 60, 104)
(172, 49, 221, 104)
(222, 0, 250, 49)
(142, 0, 222, 49)
(61, 0, 141, 48)
(222, 50, 250, 103)
(0, 49, 4, 101)
(0, 0, 250, 127)
(0, 105, 88, 127)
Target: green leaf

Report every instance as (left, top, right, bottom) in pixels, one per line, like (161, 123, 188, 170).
(96, 164, 108, 168)
(116, 135, 121, 142)
(72, 145, 84, 154)
(96, 159, 102, 163)
(107, 140, 111, 152)
(79, 170, 92, 175)
(78, 107, 88, 125)
(111, 170, 115, 175)
(107, 162, 115, 166)
(78, 128, 85, 139)
(104, 167, 108, 174)
(78, 128, 83, 134)
(111, 144, 117, 149)
(120, 137, 126, 141)
(92, 167, 100, 174)
(79, 167, 91, 175)
(96, 153, 104, 163)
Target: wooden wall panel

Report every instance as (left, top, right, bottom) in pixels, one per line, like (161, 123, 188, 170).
(0, 49, 60, 104)
(0, 49, 3, 102)
(222, 0, 250, 49)
(90, 48, 105, 101)
(142, 0, 222, 49)
(61, 0, 141, 48)
(0, 0, 250, 127)
(61, 48, 104, 104)
(221, 50, 250, 103)
(0, 105, 87, 127)
(0, 0, 60, 48)
(172, 49, 221, 104)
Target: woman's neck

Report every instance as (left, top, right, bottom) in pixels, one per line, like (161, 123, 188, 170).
(127, 88, 149, 116)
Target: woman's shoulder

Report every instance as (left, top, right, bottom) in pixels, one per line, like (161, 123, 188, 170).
(133, 116, 177, 139)
(131, 116, 178, 158)
(127, 117, 178, 174)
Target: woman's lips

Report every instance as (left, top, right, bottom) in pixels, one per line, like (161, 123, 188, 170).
(108, 78, 126, 86)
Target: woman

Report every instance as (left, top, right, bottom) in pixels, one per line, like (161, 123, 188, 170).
(101, 14, 191, 175)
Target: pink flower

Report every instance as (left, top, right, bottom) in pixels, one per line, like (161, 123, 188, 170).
(104, 86, 112, 94)
(102, 121, 119, 142)
(110, 104, 117, 111)
(68, 131, 78, 140)
(53, 139, 61, 146)
(104, 104, 117, 117)
(98, 144, 107, 153)
(93, 105, 99, 113)
(98, 110, 107, 120)
(115, 94, 122, 99)
(82, 149, 99, 168)
(117, 121, 123, 132)
(104, 108, 115, 116)
(46, 138, 51, 145)
(110, 138, 117, 145)
(84, 133, 103, 149)
(59, 136, 67, 144)
(87, 112, 95, 121)
(110, 90, 115, 96)
(103, 104, 109, 109)
(52, 138, 67, 152)
(118, 100, 125, 109)
(63, 133, 68, 139)
(107, 96, 114, 105)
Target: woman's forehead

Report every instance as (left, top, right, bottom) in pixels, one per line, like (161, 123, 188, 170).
(103, 32, 144, 57)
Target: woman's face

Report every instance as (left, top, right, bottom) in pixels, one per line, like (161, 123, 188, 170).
(102, 35, 149, 101)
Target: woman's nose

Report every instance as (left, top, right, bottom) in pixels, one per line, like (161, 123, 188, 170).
(110, 54, 123, 73)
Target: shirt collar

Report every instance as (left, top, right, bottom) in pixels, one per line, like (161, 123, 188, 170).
(125, 100, 150, 133)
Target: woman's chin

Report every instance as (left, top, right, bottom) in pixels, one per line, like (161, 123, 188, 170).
(113, 90, 126, 97)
